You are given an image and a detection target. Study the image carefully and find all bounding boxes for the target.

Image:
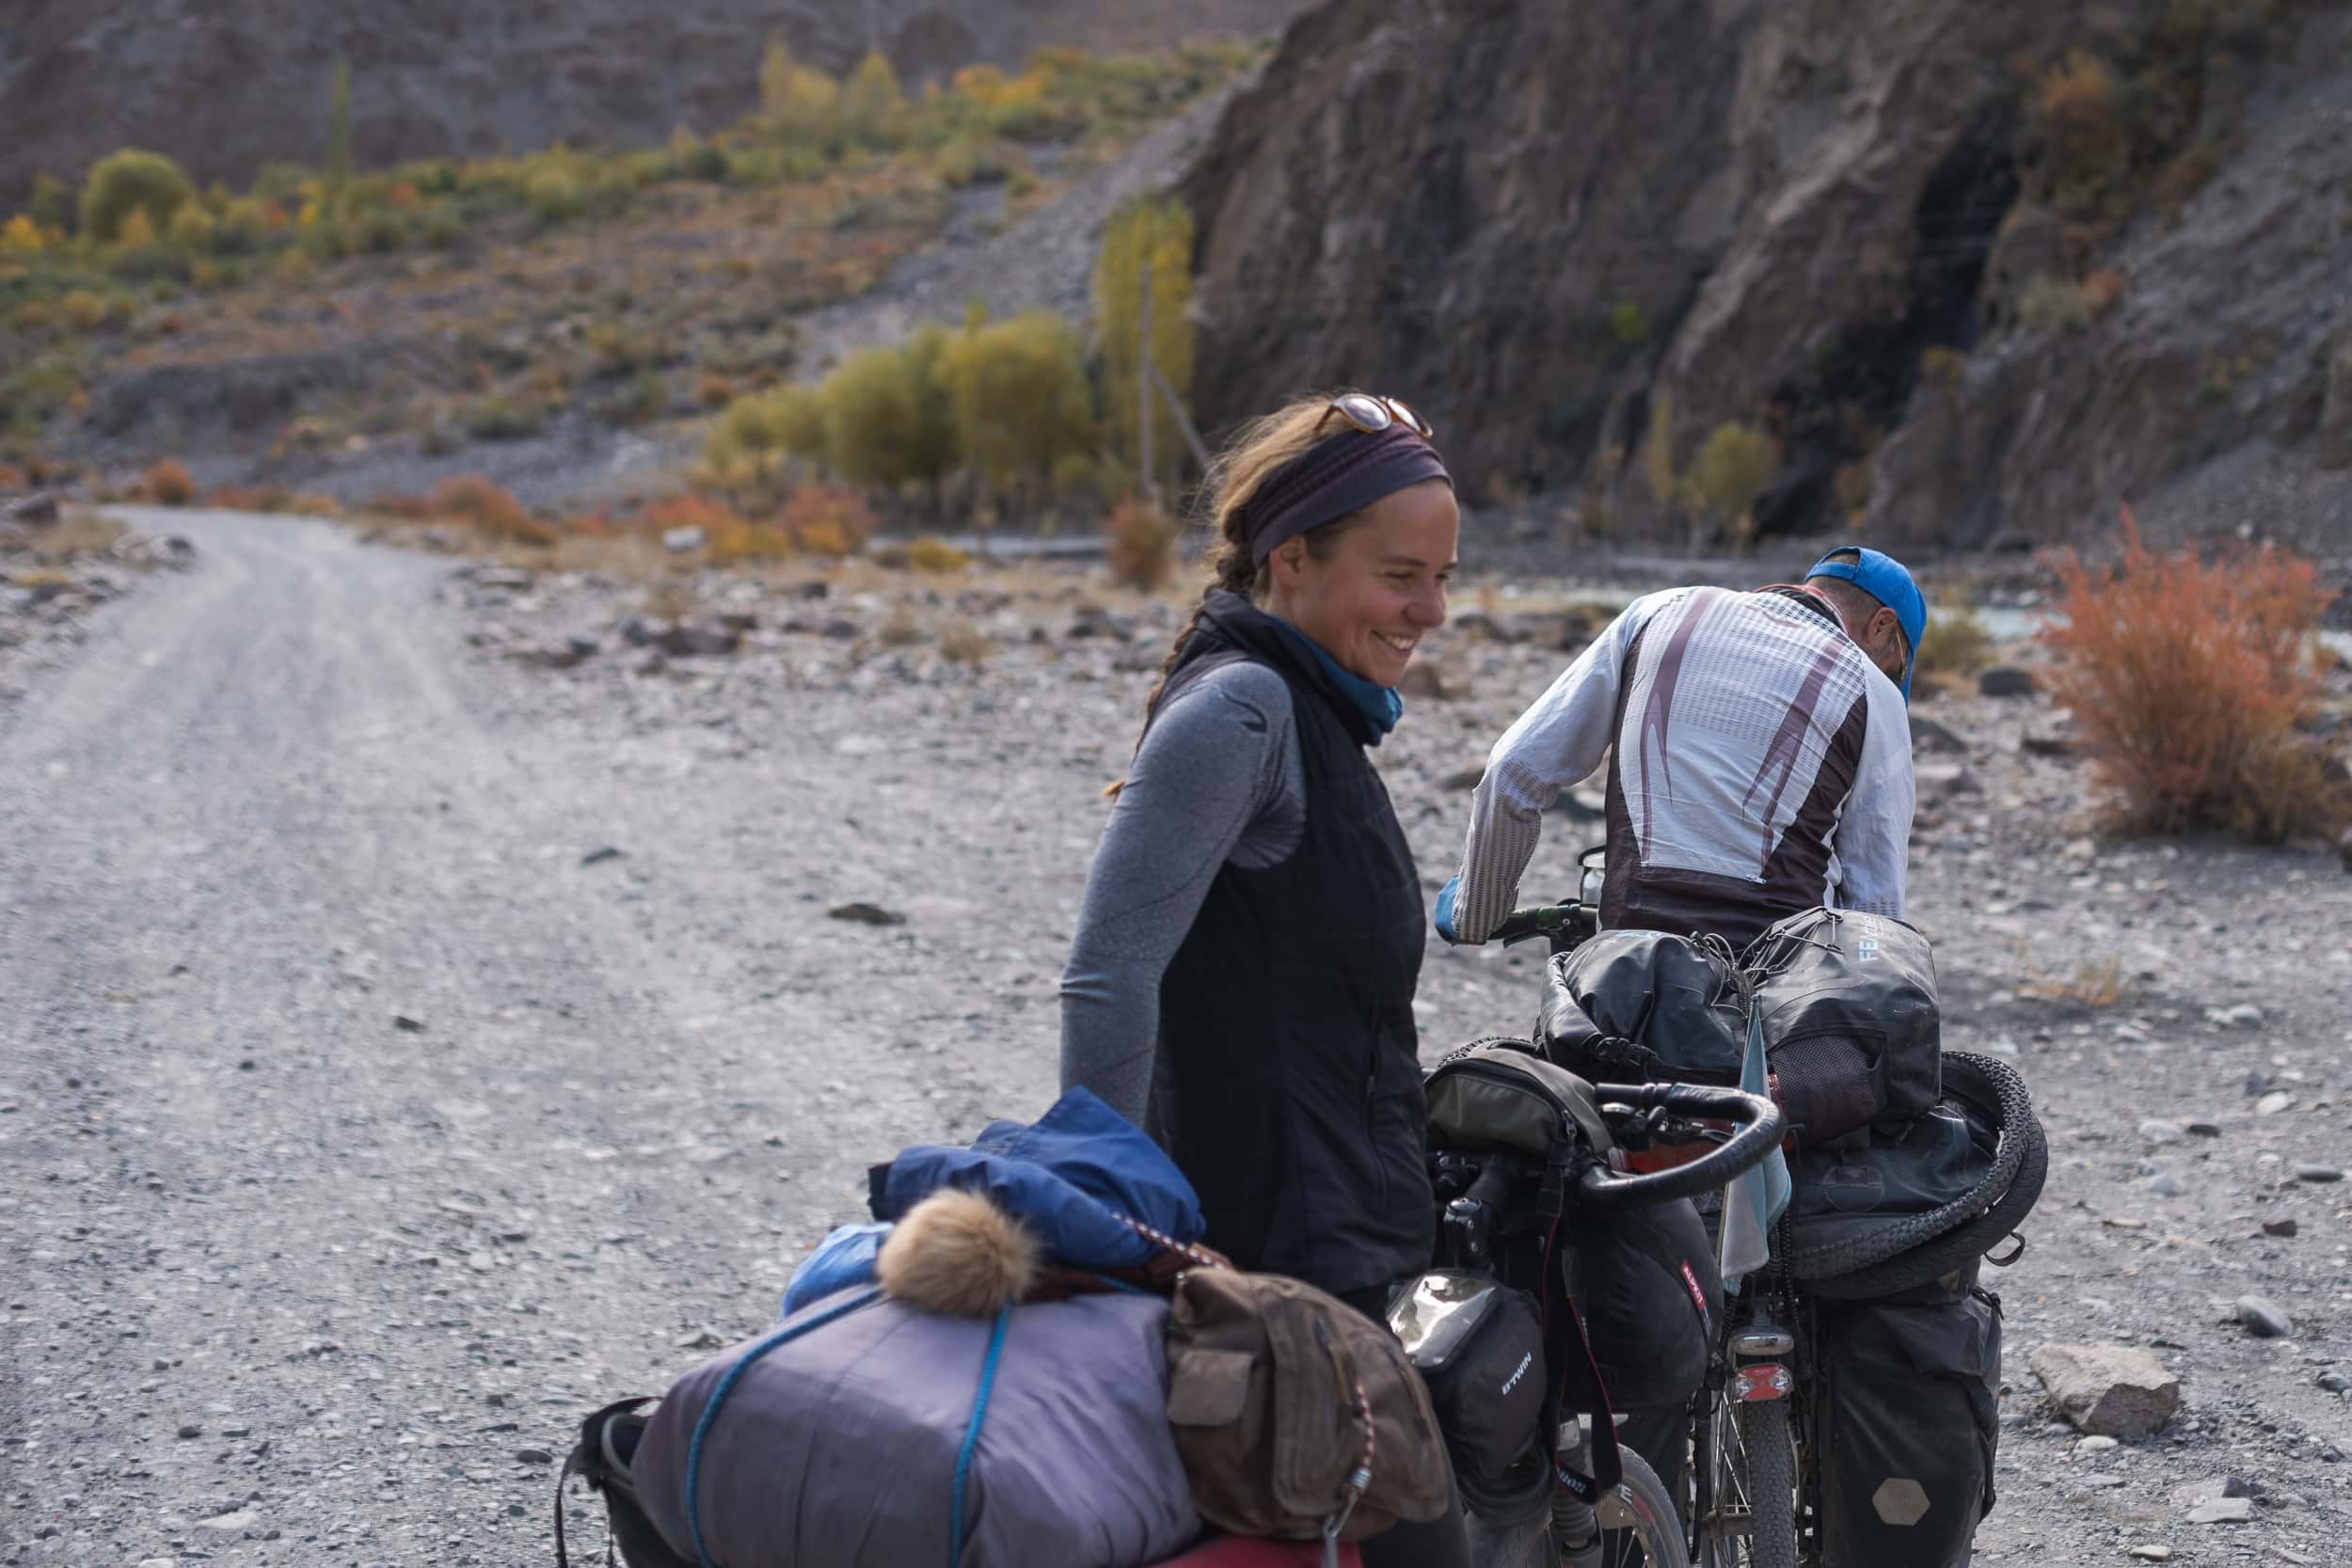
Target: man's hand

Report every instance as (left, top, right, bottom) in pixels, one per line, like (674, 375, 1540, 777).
(1434, 875, 1470, 944)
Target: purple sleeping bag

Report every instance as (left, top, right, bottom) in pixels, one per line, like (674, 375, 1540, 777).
(632, 1289, 1200, 1568)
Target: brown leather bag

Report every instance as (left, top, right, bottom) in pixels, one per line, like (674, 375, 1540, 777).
(1163, 1268, 1451, 1547)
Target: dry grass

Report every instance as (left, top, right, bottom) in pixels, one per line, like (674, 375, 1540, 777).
(2019, 955, 2127, 1007)
(870, 535, 972, 574)
(431, 475, 560, 547)
(1913, 610, 1995, 692)
(2045, 503, 2344, 841)
(1103, 499, 1179, 592)
(936, 616, 993, 663)
(23, 509, 126, 562)
(878, 605, 924, 646)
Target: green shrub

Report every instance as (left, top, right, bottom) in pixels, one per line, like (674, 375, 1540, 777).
(1688, 422, 1776, 520)
(465, 393, 547, 440)
(524, 166, 587, 225)
(28, 174, 72, 236)
(2019, 274, 2093, 333)
(80, 150, 197, 244)
(1606, 300, 1648, 345)
(818, 326, 959, 489)
(348, 206, 410, 253)
(841, 52, 908, 145)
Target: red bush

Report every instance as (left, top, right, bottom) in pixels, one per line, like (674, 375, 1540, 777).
(431, 475, 559, 547)
(2044, 504, 2341, 840)
(143, 459, 198, 506)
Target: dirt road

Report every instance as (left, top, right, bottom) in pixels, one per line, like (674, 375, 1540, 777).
(4, 511, 2347, 1566)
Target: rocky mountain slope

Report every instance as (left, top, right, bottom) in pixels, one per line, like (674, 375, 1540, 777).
(0, 0, 1311, 216)
(1181, 0, 2352, 548)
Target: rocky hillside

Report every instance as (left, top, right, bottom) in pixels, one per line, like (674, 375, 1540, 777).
(0, 0, 1311, 217)
(1181, 0, 2352, 549)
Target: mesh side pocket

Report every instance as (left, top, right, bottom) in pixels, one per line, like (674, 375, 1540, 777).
(1770, 1035, 1883, 1145)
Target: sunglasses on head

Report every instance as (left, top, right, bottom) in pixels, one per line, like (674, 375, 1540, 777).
(1313, 392, 1434, 441)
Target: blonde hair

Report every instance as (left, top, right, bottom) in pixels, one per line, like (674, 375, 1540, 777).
(1105, 393, 1372, 796)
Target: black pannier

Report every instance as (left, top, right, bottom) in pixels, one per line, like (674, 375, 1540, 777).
(1535, 930, 1748, 1086)
(1817, 1288, 2003, 1568)
(1389, 1272, 1550, 1521)
(1746, 908, 1940, 1141)
(1559, 1194, 1721, 1413)
(1786, 1092, 1992, 1262)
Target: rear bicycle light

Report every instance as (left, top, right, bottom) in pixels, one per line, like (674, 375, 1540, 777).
(1735, 1363, 1792, 1402)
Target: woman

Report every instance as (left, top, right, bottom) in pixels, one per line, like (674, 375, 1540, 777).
(1059, 391, 1468, 1568)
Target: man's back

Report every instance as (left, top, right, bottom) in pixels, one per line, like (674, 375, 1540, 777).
(1450, 584, 1913, 950)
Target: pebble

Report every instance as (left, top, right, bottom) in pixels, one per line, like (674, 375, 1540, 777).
(2145, 1171, 2182, 1197)
(2079, 1473, 2127, 1488)
(2263, 1218, 2298, 1238)
(515, 1447, 554, 1464)
(2184, 1119, 2222, 1137)
(2138, 1119, 2183, 1146)
(2256, 1091, 2296, 1116)
(2235, 1295, 2295, 1338)
(175, 1423, 201, 1439)
(2078, 1435, 2120, 1453)
(196, 1510, 256, 1532)
(2296, 1164, 2343, 1182)
(2208, 1003, 2265, 1029)
(2127, 1548, 2170, 1561)
(2318, 1372, 2350, 1393)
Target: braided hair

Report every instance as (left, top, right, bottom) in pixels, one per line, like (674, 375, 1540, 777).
(1104, 394, 1375, 797)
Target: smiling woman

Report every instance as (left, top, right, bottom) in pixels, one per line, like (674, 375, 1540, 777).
(1058, 391, 1470, 1568)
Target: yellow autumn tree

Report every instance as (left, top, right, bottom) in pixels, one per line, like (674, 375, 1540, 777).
(760, 36, 841, 142)
(1091, 198, 1195, 494)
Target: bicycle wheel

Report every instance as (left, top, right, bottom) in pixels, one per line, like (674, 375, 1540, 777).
(1592, 1446, 1692, 1568)
(1692, 1394, 1799, 1568)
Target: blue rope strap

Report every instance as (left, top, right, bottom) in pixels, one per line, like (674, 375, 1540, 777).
(946, 1304, 1012, 1568)
(683, 1286, 883, 1568)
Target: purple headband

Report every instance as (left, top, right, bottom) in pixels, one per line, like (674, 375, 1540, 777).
(1242, 423, 1453, 565)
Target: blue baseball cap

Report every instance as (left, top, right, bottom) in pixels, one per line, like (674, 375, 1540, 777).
(1806, 546, 1927, 702)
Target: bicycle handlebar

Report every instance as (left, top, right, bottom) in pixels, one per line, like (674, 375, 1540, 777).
(1487, 902, 1596, 948)
(1575, 1082, 1785, 1209)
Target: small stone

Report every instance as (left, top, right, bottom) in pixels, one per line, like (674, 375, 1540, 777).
(2078, 1473, 2127, 1488)
(1978, 666, 2037, 697)
(2234, 1295, 2295, 1338)
(515, 1447, 554, 1464)
(2263, 1217, 2298, 1237)
(2184, 1120, 2222, 1137)
(674, 1327, 723, 1350)
(2256, 1090, 2295, 1116)
(176, 1422, 202, 1439)
(826, 902, 905, 927)
(580, 846, 624, 867)
(2185, 1497, 2252, 1524)
(2207, 1003, 2265, 1030)
(393, 1014, 425, 1034)
(2144, 1171, 2182, 1197)
(2078, 1435, 2120, 1452)
(2138, 1119, 2184, 1146)
(2316, 1371, 2350, 1394)
(660, 526, 706, 554)
(2127, 1545, 2170, 1560)
(2296, 1164, 2343, 1182)
(196, 1510, 256, 1532)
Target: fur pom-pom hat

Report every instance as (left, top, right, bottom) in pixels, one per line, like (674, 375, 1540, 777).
(876, 1188, 1040, 1317)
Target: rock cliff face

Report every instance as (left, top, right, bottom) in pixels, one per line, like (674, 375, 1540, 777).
(1182, 0, 2352, 547)
(0, 0, 1307, 216)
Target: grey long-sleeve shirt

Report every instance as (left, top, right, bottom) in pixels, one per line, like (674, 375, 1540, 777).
(1058, 662, 1305, 1125)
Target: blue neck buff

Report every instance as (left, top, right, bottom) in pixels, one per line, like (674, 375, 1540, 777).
(1270, 617, 1405, 743)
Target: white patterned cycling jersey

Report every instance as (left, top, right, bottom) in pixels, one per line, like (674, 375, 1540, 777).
(1451, 585, 1914, 948)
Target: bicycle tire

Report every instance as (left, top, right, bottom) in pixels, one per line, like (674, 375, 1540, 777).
(1734, 1399, 1800, 1568)
(1594, 1446, 1693, 1568)
(1784, 1053, 2035, 1280)
(1801, 1109, 2048, 1301)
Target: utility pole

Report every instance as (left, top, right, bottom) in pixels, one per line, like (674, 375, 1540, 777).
(1136, 255, 1157, 507)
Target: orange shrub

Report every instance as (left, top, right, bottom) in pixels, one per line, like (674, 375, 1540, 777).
(637, 492, 747, 538)
(2044, 504, 2341, 841)
(779, 482, 879, 558)
(1103, 499, 1179, 591)
(432, 475, 559, 546)
(143, 459, 198, 505)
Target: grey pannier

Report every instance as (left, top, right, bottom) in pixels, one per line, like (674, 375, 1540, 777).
(630, 1290, 1199, 1568)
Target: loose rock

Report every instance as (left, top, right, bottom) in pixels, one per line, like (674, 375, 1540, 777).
(2185, 1497, 2252, 1524)
(2138, 1119, 2183, 1146)
(2234, 1295, 2295, 1338)
(2263, 1218, 2298, 1237)
(2030, 1343, 2182, 1437)
(1978, 666, 2037, 698)
(827, 902, 906, 927)
(2295, 1164, 2343, 1182)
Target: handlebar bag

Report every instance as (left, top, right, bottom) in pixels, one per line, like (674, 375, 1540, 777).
(1423, 1040, 1614, 1164)
(1745, 908, 1941, 1131)
(1536, 930, 1748, 1086)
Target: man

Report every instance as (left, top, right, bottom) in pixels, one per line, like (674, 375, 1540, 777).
(1438, 546, 1924, 950)
(1434, 546, 1926, 1564)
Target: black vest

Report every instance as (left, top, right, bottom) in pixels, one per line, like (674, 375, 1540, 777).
(1146, 594, 1434, 1297)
